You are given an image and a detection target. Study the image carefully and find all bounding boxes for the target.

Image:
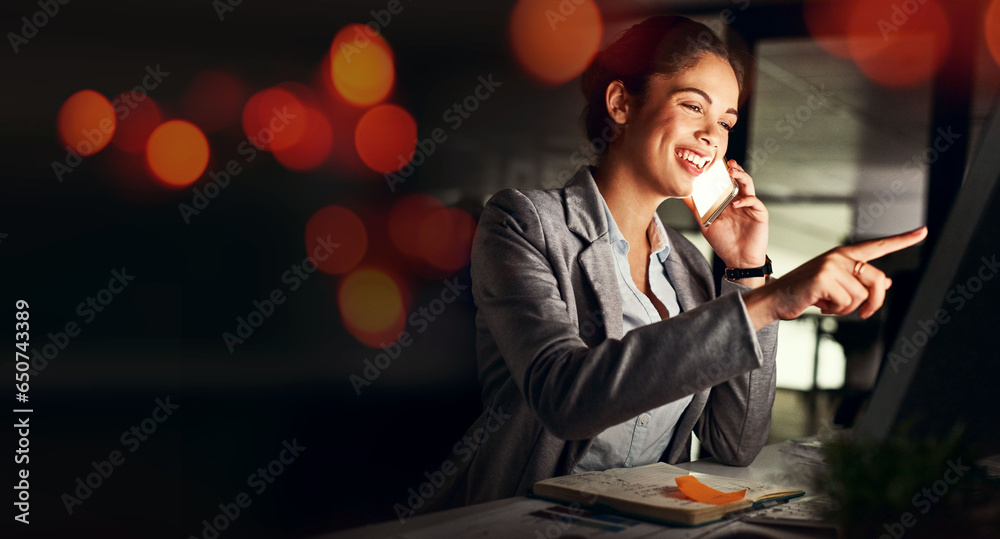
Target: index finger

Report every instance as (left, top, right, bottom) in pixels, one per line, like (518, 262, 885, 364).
(841, 226, 928, 262)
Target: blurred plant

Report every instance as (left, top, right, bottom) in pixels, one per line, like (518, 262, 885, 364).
(814, 422, 967, 537)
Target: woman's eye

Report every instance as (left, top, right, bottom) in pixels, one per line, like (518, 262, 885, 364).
(683, 103, 702, 114)
(719, 121, 732, 132)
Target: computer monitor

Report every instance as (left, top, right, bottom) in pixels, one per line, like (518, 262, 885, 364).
(856, 94, 1000, 457)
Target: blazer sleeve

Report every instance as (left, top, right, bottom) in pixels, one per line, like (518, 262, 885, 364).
(694, 279, 779, 466)
(472, 189, 772, 442)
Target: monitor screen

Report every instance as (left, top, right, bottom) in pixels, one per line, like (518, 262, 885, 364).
(857, 96, 1000, 456)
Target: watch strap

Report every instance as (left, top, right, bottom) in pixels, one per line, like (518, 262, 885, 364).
(725, 256, 772, 280)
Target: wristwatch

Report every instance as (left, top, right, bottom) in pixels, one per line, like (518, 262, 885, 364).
(725, 256, 772, 280)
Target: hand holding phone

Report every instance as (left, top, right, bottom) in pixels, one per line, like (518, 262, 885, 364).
(689, 158, 738, 227)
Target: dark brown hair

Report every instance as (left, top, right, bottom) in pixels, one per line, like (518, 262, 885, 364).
(580, 16, 744, 149)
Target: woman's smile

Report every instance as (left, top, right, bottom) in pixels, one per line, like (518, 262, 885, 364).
(674, 147, 712, 175)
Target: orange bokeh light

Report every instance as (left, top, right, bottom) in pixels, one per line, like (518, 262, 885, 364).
(509, 0, 603, 85)
(388, 194, 445, 258)
(57, 89, 117, 156)
(417, 207, 477, 273)
(305, 206, 368, 275)
(354, 104, 417, 174)
(241, 87, 308, 152)
(338, 267, 407, 348)
(146, 120, 210, 187)
(330, 24, 395, 106)
(110, 95, 161, 153)
(987, 0, 1000, 68)
(179, 70, 249, 133)
(846, 0, 950, 88)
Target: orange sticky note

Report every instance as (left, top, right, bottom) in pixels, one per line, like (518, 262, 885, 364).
(675, 475, 747, 505)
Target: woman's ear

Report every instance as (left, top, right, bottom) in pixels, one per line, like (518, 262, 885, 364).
(605, 80, 630, 126)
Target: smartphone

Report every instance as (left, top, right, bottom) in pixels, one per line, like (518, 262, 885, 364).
(690, 158, 739, 227)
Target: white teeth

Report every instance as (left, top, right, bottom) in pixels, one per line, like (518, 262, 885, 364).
(677, 150, 709, 170)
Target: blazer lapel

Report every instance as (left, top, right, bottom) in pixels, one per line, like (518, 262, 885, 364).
(563, 167, 623, 340)
(578, 243, 623, 340)
(665, 257, 699, 313)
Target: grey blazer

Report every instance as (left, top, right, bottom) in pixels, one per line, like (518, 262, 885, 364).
(425, 166, 777, 512)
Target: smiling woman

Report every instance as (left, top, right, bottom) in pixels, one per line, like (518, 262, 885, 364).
(420, 15, 927, 512)
(596, 57, 741, 203)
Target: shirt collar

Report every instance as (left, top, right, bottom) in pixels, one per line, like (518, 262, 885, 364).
(598, 191, 672, 263)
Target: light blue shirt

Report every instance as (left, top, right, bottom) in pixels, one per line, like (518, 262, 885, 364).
(573, 195, 695, 472)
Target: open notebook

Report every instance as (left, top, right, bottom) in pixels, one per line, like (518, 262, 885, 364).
(533, 462, 804, 526)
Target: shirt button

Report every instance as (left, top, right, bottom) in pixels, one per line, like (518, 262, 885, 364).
(639, 413, 651, 426)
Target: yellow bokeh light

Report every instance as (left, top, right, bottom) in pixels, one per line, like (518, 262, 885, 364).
(331, 24, 395, 106)
(339, 268, 404, 335)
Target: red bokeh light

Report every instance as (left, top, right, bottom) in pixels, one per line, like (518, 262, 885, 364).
(273, 107, 334, 171)
(110, 95, 162, 153)
(388, 194, 445, 258)
(987, 0, 1000, 68)
(146, 120, 210, 187)
(416, 207, 477, 273)
(330, 24, 395, 106)
(509, 0, 603, 85)
(354, 104, 417, 174)
(57, 89, 116, 156)
(803, 0, 855, 59)
(845, 0, 950, 88)
(241, 87, 308, 152)
(315, 50, 376, 177)
(304, 206, 368, 275)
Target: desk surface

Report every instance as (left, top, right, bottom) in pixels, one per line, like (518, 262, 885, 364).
(320, 442, 836, 539)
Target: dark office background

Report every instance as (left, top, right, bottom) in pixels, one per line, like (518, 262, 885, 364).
(2, 0, 998, 537)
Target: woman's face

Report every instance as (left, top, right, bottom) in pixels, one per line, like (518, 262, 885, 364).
(615, 53, 740, 199)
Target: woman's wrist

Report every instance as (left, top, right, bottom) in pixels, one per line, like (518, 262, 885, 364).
(723, 254, 768, 269)
(723, 256, 771, 289)
(742, 284, 780, 331)
(727, 275, 768, 289)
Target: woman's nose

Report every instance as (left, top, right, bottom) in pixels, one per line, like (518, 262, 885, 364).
(698, 126, 719, 148)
